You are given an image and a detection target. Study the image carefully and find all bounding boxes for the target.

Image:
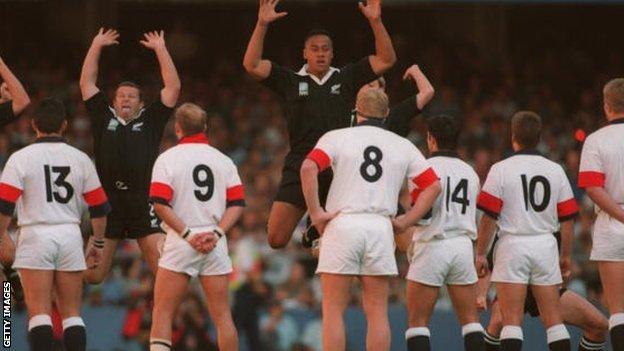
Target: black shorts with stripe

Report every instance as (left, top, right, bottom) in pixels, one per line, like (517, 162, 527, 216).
(104, 190, 163, 240)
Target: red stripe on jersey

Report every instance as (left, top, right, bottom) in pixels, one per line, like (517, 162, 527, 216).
(149, 182, 174, 202)
(578, 171, 605, 188)
(226, 184, 245, 201)
(477, 191, 503, 214)
(412, 167, 438, 190)
(83, 187, 108, 206)
(0, 183, 22, 203)
(307, 149, 331, 171)
(557, 198, 579, 218)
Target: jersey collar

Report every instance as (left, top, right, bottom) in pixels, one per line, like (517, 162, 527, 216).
(297, 65, 340, 86)
(608, 117, 624, 125)
(179, 133, 209, 145)
(513, 149, 542, 156)
(34, 136, 66, 143)
(356, 118, 387, 128)
(430, 150, 459, 158)
(108, 106, 146, 125)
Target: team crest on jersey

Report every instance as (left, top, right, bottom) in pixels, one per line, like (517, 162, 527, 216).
(107, 119, 119, 131)
(298, 82, 309, 96)
(331, 84, 341, 95)
(132, 122, 144, 132)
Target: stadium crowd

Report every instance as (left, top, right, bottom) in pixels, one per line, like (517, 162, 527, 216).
(0, 16, 619, 350)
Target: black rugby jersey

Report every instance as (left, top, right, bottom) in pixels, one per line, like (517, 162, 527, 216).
(0, 101, 19, 127)
(85, 92, 172, 194)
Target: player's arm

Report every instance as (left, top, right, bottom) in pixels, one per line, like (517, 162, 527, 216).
(79, 28, 119, 101)
(403, 65, 435, 110)
(0, 214, 14, 265)
(559, 220, 573, 282)
(585, 187, 624, 223)
(152, 203, 186, 234)
(140, 31, 181, 108)
(0, 56, 30, 115)
(475, 214, 496, 277)
(243, 0, 288, 81)
(359, 0, 396, 75)
(393, 181, 441, 232)
(301, 159, 332, 233)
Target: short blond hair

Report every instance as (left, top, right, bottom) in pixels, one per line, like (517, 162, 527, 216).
(175, 103, 207, 136)
(604, 78, 624, 114)
(356, 88, 389, 119)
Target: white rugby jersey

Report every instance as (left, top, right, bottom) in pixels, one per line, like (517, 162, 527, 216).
(0, 137, 110, 226)
(578, 120, 624, 227)
(306, 119, 437, 216)
(410, 151, 480, 241)
(477, 150, 578, 236)
(149, 133, 245, 233)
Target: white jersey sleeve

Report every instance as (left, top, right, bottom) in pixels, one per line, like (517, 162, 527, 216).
(307, 132, 339, 172)
(477, 164, 504, 218)
(578, 134, 605, 188)
(407, 145, 438, 195)
(80, 157, 111, 218)
(0, 155, 24, 215)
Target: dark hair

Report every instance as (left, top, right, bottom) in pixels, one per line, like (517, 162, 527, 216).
(115, 81, 143, 101)
(426, 115, 460, 150)
(304, 29, 333, 45)
(33, 98, 66, 134)
(511, 111, 542, 149)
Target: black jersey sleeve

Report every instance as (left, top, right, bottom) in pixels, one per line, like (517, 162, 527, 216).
(386, 96, 420, 137)
(84, 91, 112, 133)
(146, 99, 174, 139)
(261, 61, 297, 99)
(341, 57, 379, 92)
(0, 101, 19, 127)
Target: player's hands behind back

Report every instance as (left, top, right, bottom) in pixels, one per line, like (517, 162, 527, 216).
(189, 232, 218, 254)
(140, 31, 167, 51)
(310, 210, 338, 236)
(257, 0, 288, 26)
(92, 28, 120, 48)
(358, 0, 382, 22)
(559, 255, 571, 284)
(474, 254, 489, 278)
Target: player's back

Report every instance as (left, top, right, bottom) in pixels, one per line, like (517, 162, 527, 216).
(151, 140, 243, 232)
(320, 122, 431, 216)
(479, 150, 577, 237)
(415, 152, 480, 241)
(2, 139, 96, 226)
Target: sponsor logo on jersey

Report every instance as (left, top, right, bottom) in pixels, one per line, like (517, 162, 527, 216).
(107, 119, 119, 131)
(331, 84, 341, 95)
(132, 122, 144, 132)
(299, 82, 309, 96)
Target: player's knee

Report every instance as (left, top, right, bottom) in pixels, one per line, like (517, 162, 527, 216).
(267, 228, 289, 249)
(83, 270, 105, 284)
(587, 315, 609, 340)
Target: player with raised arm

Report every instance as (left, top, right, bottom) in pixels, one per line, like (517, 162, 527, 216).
(0, 99, 110, 351)
(301, 88, 440, 351)
(148, 103, 244, 351)
(0, 55, 30, 125)
(79, 28, 180, 283)
(403, 115, 484, 351)
(477, 233, 608, 351)
(243, 0, 396, 249)
(475, 111, 578, 351)
(578, 78, 624, 350)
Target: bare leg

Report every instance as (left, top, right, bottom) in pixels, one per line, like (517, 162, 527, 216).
(137, 233, 165, 275)
(267, 201, 305, 249)
(150, 268, 189, 344)
(320, 273, 352, 351)
(199, 274, 238, 351)
(83, 238, 119, 284)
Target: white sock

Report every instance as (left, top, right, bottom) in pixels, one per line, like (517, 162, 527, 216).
(462, 322, 485, 336)
(150, 338, 172, 351)
(546, 324, 570, 344)
(405, 327, 431, 339)
(609, 313, 624, 330)
(28, 314, 52, 331)
(62, 316, 85, 330)
(500, 325, 523, 341)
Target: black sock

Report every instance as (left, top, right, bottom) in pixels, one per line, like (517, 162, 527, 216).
(484, 330, 500, 351)
(548, 338, 570, 351)
(407, 335, 430, 351)
(64, 325, 86, 351)
(28, 325, 53, 351)
(578, 336, 605, 351)
(500, 338, 522, 351)
(464, 331, 485, 351)
(610, 324, 624, 351)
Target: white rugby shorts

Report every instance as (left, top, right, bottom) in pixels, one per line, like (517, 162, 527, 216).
(491, 234, 562, 286)
(590, 213, 624, 261)
(407, 235, 478, 287)
(14, 223, 86, 271)
(158, 227, 232, 277)
(316, 214, 397, 276)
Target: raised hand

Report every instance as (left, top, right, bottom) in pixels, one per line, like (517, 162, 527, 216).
(258, 0, 288, 26)
(402, 64, 422, 81)
(358, 0, 382, 22)
(140, 30, 166, 51)
(92, 28, 120, 48)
